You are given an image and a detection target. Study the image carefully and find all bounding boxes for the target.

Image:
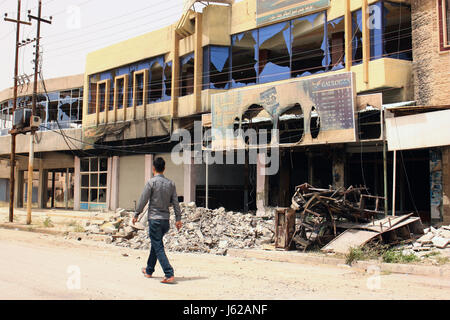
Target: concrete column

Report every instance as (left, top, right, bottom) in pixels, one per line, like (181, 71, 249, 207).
(332, 149, 346, 189)
(256, 153, 268, 217)
(110, 156, 120, 211)
(145, 154, 154, 183)
(64, 168, 69, 210)
(74, 156, 81, 211)
(38, 166, 48, 209)
(183, 158, 196, 203)
(14, 169, 24, 208)
(171, 30, 180, 118)
(194, 12, 203, 114)
(442, 147, 450, 225)
(106, 157, 112, 210)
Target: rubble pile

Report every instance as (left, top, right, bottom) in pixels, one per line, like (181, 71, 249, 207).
(84, 203, 275, 255)
(397, 225, 450, 257)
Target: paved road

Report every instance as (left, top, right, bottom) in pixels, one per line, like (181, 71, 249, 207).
(0, 229, 449, 300)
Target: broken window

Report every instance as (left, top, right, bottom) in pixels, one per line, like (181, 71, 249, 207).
(291, 12, 327, 77)
(231, 30, 258, 87)
(370, 2, 384, 60)
(164, 61, 172, 98)
(0, 102, 11, 131)
(58, 102, 71, 123)
(98, 82, 106, 112)
(278, 103, 305, 144)
(352, 10, 363, 65)
(88, 76, 98, 114)
(134, 72, 145, 106)
(382, 1, 412, 60)
(60, 90, 71, 100)
(327, 16, 345, 70)
(116, 78, 125, 109)
(48, 101, 58, 122)
(203, 46, 230, 89)
(127, 67, 137, 108)
(180, 53, 195, 96)
(70, 100, 79, 122)
(241, 104, 273, 145)
(259, 21, 291, 84)
(149, 58, 164, 102)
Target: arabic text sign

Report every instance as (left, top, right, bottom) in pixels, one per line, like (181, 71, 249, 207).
(256, 0, 330, 26)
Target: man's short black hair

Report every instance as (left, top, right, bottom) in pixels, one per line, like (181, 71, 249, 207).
(153, 157, 165, 173)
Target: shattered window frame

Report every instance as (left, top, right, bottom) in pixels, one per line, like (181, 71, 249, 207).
(352, 9, 364, 65)
(133, 69, 147, 107)
(231, 30, 258, 88)
(179, 52, 195, 97)
(203, 45, 231, 90)
(327, 16, 346, 70)
(163, 61, 172, 99)
(96, 80, 110, 114)
(148, 57, 165, 103)
(381, 1, 412, 61)
(258, 21, 292, 84)
(114, 75, 128, 110)
(291, 11, 328, 78)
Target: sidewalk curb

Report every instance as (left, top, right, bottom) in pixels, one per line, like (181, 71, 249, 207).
(0, 223, 67, 236)
(227, 249, 450, 278)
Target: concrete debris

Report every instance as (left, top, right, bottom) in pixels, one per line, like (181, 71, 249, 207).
(83, 203, 274, 255)
(394, 224, 450, 259)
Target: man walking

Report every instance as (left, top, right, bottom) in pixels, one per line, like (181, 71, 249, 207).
(133, 157, 182, 284)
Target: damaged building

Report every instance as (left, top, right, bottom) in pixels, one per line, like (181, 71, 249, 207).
(0, 0, 449, 226)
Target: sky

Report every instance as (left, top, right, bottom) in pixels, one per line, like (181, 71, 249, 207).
(0, 0, 189, 91)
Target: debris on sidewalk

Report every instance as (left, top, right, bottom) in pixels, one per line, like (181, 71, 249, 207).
(280, 183, 426, 254)
(394, 225, 450, 257)
(287, 183, 388, 251)
(83, 203, 275, 255)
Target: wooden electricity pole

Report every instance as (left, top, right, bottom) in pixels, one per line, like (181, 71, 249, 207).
(26, 0, 52, 224)
(4, 0, 32, 223)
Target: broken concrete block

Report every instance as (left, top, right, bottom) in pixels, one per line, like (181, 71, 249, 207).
(417, 232, 434, 243)
(431, 236, 449, 249)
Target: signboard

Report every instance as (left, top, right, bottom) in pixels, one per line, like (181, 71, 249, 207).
(256, 0, 330, 26)
(211, 72, 357, 149)
(386, 109, 450, 151)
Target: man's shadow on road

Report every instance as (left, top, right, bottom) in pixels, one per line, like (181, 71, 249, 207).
(151, 276, 208, 283)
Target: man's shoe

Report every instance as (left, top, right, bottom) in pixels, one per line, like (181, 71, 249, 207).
(141, 268, 152, 278)
(161, 276, 175, 284)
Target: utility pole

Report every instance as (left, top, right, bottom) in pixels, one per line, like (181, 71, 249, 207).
(4, 0, 32, 223)
(26, 0, 52, 224)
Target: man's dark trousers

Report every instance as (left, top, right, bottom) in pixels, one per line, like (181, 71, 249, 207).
(146, 219, 174, 278)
